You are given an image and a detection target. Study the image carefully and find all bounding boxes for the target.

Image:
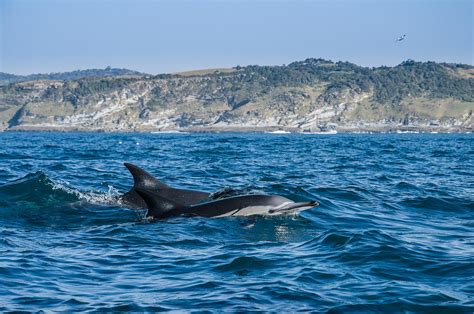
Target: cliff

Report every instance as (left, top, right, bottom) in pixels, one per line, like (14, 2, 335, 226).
(0, 59, 472, 132)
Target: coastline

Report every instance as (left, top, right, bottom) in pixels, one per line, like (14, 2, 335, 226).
(2, 125, 472, 134)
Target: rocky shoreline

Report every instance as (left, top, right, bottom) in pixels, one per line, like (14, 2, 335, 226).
(4, 124, 472, 134)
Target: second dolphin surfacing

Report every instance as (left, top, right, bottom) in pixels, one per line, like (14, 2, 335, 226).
(136, 188, 318, 219)
(120, 163, 210, 209)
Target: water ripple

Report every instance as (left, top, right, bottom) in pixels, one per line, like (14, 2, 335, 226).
(0, 132, 473, 312)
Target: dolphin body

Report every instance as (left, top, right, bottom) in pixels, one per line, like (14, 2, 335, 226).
(136, 188, 318, 219)
(120, 163, 210, 210)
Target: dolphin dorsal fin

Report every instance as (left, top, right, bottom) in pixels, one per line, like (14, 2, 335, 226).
(124, 163, 169, 190)
(135, 188, 183, 218)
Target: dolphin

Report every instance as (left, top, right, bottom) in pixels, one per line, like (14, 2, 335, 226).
(120, 163, 210, 209)
(135, 188, 319, 219)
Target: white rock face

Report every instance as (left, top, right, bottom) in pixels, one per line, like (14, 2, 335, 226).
(1, 72, 472, 132)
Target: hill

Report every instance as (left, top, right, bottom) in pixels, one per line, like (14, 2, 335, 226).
(0, 59, 472, 132)
(0, 67, 146, 86)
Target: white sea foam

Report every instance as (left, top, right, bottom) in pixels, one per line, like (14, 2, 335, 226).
(49, 179, 120, 205)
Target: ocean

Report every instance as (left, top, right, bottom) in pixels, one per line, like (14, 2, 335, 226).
(0, 132, 472, 312)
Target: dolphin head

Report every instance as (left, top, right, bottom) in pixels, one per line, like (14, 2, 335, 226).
(268, 200, 319, 215)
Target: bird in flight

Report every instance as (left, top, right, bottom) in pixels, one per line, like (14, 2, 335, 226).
(397, 34, 406, 42)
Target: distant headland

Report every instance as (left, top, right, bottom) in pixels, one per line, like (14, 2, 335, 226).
(1, 58, 472, 133)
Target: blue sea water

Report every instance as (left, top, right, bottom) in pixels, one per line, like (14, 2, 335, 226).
(0, 132, 472, 312)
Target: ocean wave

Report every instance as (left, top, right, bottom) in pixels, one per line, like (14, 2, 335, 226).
(0, 133, 473, 312)
(0, 171, 119, 205)
(0, 172, 128, 227)
(398, 195, 474, 212)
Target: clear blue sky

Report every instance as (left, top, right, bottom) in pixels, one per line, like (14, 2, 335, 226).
(1, 0, 472, 75)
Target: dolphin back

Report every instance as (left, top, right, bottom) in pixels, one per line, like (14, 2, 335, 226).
(120, 163, 170, 209)
(124, 163, 170, 190)
(121, 163, 211, 210)
(135, 188, 185, 218)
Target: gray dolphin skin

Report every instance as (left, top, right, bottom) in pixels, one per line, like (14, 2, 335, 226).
(135, 188, 319, 219)
(120, 163, 210, 209)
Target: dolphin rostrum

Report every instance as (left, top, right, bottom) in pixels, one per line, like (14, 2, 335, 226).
(135, 188, 319, 219)
(120, 163, 210, 209)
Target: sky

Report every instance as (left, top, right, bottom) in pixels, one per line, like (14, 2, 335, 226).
(0, 0, 472, 75)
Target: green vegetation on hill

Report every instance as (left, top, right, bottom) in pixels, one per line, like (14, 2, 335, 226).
(0, 67, 146, 86)
(3, 59, 472, 107)
(236, 59, 473, 104)
(0, 58, 472, 132)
